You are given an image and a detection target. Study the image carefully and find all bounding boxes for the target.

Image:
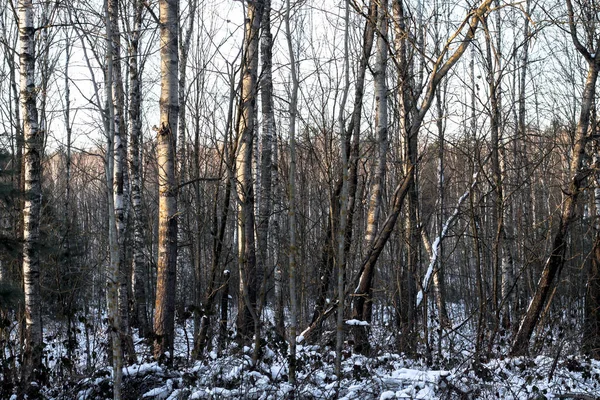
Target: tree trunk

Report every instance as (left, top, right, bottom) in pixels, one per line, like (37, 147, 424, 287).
(176, 0, 197, 324)
(62, 35, 77, 360)
(335, 0, 351, 378)
(19, 0, 43, 386)
(108, 0, 136, 365)
(285, 0, 299, 381)
(352, 0, 388, 354)
(258, 0, 276, 337)
(433, 81, 450, 328)
(154, 0, 179, 362)
(128, 0, 150, 339)
(104, 3, 123, 396)
(393, 0, 417, 356)
(235, 0, 263, 344)
(218, 270, 231, 354)
(272, 132, 285, 338)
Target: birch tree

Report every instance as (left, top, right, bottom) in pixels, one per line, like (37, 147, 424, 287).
(154, 0, 179, 362)
(108, 0, 135, 363)
(258, 0, 278, 337)
(127, 0, 150, 338)
(104, 0, 124, 395)
(19, 0, 43, 384)
(235, 0, 263, 343)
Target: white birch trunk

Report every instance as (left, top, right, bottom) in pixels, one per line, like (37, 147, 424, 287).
(108, 0, 135, 363)
(128, 0, 149, 338)
(258, 0, 277, 335)
(363, 0, 388, 250)
(104, 1, 123, 396)
(19, 0, 43, 381)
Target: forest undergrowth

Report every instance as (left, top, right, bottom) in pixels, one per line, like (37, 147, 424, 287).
(4, 304, 599, 400)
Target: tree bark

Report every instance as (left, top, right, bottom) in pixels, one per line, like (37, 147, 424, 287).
(285, 0, 299, 381)
(352, 0, 388, 354)
(154, 0, 179, 362)
(128, 0, 150, 339)
(235, 0, 263, 344)
(19, 0, 43, 385)
(104, 2, 123, 396)
(258, 0, 277, 337)
(108, 0, 136, 365)
(335, 0, 351, 379)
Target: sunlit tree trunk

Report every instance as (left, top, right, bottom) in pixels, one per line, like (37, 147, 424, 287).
(235, 0, 263, 344)
(154, 0, 179, 362)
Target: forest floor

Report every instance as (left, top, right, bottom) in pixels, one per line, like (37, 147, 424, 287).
(22, 313, 600, 399)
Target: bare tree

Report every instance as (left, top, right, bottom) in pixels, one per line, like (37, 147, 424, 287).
(335, 0, 351, 379)
(104, 0, 124, 395)
(235, 0, 263, 345)
(154, 0, 179, 362)
(258, 0, 279, 337)
(19, 0, 43, 385)
(127, 0, 150, 338)
(285, 0, 300, 382)
(108, 0, 136, 364)
(351, 0, 389, 354)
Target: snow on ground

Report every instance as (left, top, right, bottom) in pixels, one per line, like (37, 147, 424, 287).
(12, 308, 599, 399)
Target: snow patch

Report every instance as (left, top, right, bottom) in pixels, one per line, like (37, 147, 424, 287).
(380, 390, 396, 400)
(123, 361, 163, 377)
(346, 319, 370, 326)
